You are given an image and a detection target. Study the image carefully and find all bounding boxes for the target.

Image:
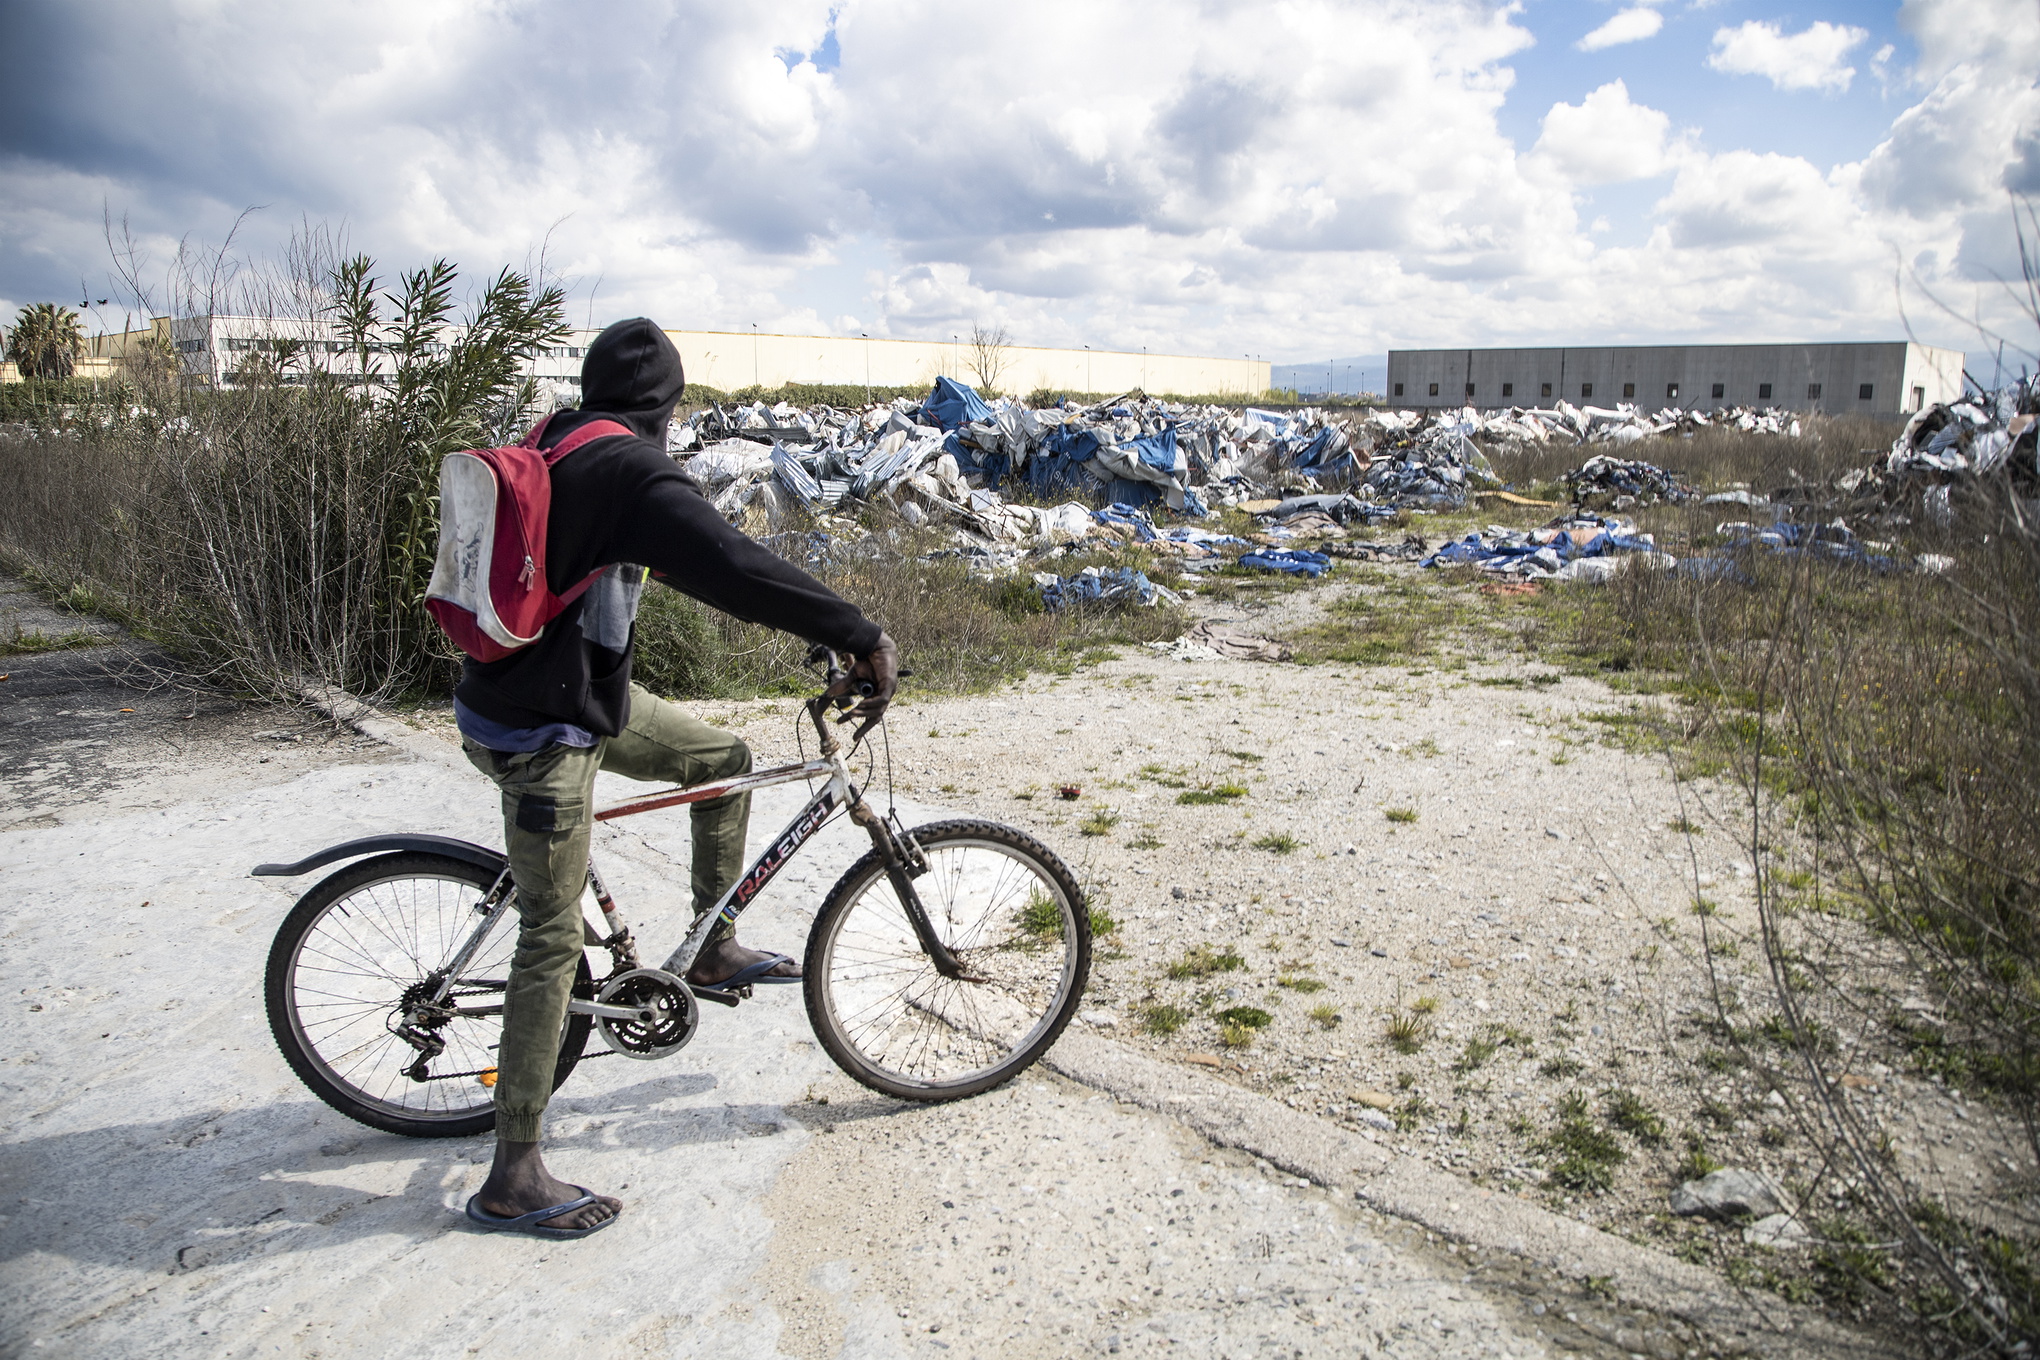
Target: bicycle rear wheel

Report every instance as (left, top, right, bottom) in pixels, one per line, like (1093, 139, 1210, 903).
(264, 851, 591, 1138)
(803, 820, 1089, 1101)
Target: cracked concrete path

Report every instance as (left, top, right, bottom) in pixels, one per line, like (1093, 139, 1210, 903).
(0, 658, 1588, 1360)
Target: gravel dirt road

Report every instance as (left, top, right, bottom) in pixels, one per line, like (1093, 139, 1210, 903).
(4, 588, 1616, 1359)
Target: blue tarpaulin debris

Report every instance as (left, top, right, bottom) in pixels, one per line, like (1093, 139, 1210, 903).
(1421, 518, 1661, 579)
(1238, 549, 1332, 578)
(1094, 503, 1159, 541)
(1036, 565, 1166, 611)
(923, 376, 996, 432)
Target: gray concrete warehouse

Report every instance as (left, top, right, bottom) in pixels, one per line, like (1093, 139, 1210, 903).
(1386, 342, 1964, 416)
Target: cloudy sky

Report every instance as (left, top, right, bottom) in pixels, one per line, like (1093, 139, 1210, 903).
(2, 0, 2035, 377)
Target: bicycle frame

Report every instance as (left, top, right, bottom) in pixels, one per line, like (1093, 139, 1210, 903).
(419, 691, 965, 1034)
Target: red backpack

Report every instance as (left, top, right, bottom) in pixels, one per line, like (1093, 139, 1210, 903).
(424, 415, 633, 661)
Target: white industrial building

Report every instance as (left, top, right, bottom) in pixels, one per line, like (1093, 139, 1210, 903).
(1385, 343, 1964, 417)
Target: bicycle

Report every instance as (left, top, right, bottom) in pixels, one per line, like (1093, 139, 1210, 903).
(256, 650, 1090, 1138)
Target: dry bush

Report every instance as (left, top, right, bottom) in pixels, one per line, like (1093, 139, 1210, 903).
(0, 228, 566, 702)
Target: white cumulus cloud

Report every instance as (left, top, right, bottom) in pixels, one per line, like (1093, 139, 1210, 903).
(1707, 19, 1870, 93)
(1533, 80, 1673, 184)
(1578, 6, 1664, 52)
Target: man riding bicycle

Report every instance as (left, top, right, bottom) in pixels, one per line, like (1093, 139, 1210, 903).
(456, 318, 896, 1238)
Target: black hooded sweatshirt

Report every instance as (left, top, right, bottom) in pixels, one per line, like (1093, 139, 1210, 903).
(453, 318, 881, 737)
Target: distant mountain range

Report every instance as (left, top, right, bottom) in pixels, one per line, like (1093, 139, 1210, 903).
(1269, 355, 1387, 396)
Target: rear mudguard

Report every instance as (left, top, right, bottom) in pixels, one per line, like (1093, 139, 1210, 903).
(251, 834, 507, 879)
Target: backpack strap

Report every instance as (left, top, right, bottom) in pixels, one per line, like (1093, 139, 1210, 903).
(519, 414, 639, 465)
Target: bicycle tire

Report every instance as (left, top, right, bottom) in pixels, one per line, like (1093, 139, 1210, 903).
(264, 851, 591, 1139)
(803, 819, 1090, 1101)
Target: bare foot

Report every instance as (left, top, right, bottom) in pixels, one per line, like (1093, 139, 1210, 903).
(476, 1139, 620, 1231)
(686, 935, 800, 987)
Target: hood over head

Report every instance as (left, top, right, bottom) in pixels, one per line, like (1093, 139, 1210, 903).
(580, 318, 686, 442)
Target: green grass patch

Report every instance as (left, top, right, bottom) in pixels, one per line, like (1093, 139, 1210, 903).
(0, 626, 103, 656)
(1277, 974, 1326, 993)
(1252, 832, 1300, 854)
(1136, 1002, 1189, 1037)
(1167, 944, 1244, 979)
(1384, 807, 1418, 824)
(1541, 1090, 1627, 1192)
(1178, 782, 1248, 806)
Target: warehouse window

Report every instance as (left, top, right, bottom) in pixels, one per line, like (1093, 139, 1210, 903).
(1807, 383, 1822, 399)
(1428, 382, 1439, 396)
(1502, 382, 1513, 398)
(1667, 382, 1679, 399)
(1911, 385, 1925, 410)
(1465, 382, 1476, 397)
(1758, 382, 1772, 399)
(1858, 383, 1873, 400)
(1393, 382, 1404, 397)
(1622, 381, 1636, 400)
(1711, 382, 1724, 399)
(1540, 382, 1552, 399)
(1581, 383, 1593, 398)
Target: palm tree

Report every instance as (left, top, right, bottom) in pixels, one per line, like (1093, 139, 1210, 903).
(7, 303, 85, 380)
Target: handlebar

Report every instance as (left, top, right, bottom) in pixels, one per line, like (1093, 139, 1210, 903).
(803, 644, 907, 751)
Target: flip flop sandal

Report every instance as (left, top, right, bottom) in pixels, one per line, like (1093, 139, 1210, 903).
(692, 952, 801, 993)
(465, 1187, 617, 1240)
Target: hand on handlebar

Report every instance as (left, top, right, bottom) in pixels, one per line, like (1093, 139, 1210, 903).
(826, 631, 900, 723)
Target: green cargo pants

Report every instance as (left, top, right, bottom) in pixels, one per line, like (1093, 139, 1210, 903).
(461, 683, 751, 1141)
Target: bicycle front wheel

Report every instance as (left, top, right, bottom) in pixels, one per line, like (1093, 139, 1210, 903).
(804, 820, 1089, 1101)
(264, 851, 591, 1138)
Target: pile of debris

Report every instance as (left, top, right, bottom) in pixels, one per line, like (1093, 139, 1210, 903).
(669, 379, 1828, 545)
(1564, 455, 1695, 509)
(1422, 516, 1671, 583)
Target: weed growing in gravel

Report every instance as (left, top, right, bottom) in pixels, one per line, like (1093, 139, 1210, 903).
(1542, 1090, 1626, 1192)
(1385, 1012, 1430, 1054)
(1393, 1093, 1434, 1132)
(1167, 945, 1244, 979)
(1178, 782, 1248, 805)
(1127, 829, 1163, 850)
(1384, 807, 1418, 824)
(1218, 1018, 1258, 1048)
(1309, 1004, 1341, 1029)
(1667, 816, 1703, 835)
(1679, 1136, 1722, 1179)
(1540, 1056, 1585, 1078)
(1277, 974, 1325, 993)
(1455, 1032, 1500, 1072)
(1216, 1005, 1272, 1031)
(1016, 891, 1061, 938)
(1253, 833, 1300, 854)
(1136, 1003, 1189, 1037)
(1079, 809, 1120, 837)
(1222, 749, 1263, 763)
(1410, 995, 1439, 1014)
(1604, 1089, 1666, 1145)
(1014, 892, 1114, 941)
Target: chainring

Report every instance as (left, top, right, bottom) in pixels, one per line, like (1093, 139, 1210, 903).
(595, 967, 698, 1060)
